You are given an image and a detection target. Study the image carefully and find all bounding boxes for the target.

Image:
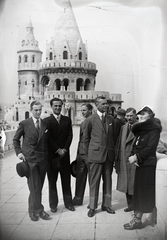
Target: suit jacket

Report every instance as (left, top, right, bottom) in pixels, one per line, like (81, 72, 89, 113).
(82, 112, 115, 163)
(44, 114, 73, 161)
(13, 118, 49, 163)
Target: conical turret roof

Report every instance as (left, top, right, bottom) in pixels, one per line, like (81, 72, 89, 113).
(18, 18, 42, 52)
(52, 0, 86, 59)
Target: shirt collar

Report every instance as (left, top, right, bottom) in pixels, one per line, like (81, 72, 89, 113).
(32, 117, 41, 125)
(97, 110, 105, 118)
(53, 113, 61, 119)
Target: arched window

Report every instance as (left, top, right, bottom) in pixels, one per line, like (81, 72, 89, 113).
(79, 52, 82, 60)
(24, 55, 28, 63)
(25, 80, 27, 85)
(25, 111, 29, 119)
(63, 51, 68, 59)
(32, 55, 35, 63)
(19, 56, 21, 63)
(49, 52, 53, 60)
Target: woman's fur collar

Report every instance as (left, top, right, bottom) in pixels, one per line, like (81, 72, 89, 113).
(132, 117, 162, 136)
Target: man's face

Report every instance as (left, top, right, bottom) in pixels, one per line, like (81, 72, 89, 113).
(126, 110, 136, 125)
(51, 101, 62, 115)
(81, 105, 92, 118)
(31, 104, 42, 119)
(96, 99, 108, 113)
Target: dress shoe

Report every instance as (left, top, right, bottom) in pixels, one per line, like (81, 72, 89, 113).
(66, 205, 75, 211)
(87, 209, 95, 217)
(50, 207, 57, 213)
(72, 200, 82, 206)
(39, 210, 50, 220)
(101, 206, 116, 214)
(87, 204, 90, 209)
(124, 207, 133, 212)
(29, 212, 39, 221)
(124, 220, 143, 230)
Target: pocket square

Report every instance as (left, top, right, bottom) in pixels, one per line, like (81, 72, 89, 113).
(109, 123, 112, 126)
(45, 129, 48, 133)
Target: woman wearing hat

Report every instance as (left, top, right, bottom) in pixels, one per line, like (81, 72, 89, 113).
(124, 106, 162, 230)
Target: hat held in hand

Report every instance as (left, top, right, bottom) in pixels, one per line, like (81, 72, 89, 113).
(16, 161, 29, 178)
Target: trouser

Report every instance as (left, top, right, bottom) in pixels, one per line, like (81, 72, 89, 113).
(47, 157, 73, 208)
(27, 161, 47, 214)
(126, 193, 133, 209)
(89, 157, 114, 209)
(73, 157, 89, 204)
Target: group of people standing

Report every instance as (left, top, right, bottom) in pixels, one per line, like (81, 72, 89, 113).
(13, 96, 162, 231)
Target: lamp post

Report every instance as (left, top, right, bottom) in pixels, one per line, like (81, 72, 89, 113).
(31, 79, 35, 99)
(18, 79, 21, 100)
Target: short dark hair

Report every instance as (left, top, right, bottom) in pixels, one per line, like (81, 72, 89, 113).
(94, 96, 106, 106)
(30, 101, 42, 110)
(50, 97, 63, 106)
(81, 103, 93, 111)
(126, 107, 136, 114)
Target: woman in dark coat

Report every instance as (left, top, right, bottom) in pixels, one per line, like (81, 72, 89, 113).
(124, 106, 162, 230)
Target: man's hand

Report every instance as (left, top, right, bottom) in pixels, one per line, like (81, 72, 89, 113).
(128, 155, 137, 164)
(18, 153, 25, 161)
(57, 148, 67, 157)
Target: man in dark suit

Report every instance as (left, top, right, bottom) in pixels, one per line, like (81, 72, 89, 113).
(82, 96, 116, 217)
(72, 103, 93, 206)
(13, 101, 50, 221)
(44, 97, 75, 212)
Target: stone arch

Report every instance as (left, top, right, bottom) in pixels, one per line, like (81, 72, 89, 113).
(63, 78, 69, 91)
(84, 79, 91, 90)
(76, 78, 83, 91)
(25, 111, 29, 119)
(41, 76, 50, 95)
(63, 51, 68, 59)
(54, 79, 61, 90)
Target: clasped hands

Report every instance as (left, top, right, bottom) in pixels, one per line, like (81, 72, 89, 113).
(57, 148, 67, 157)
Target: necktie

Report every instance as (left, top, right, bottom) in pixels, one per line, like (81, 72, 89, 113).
(36, 119, 40, 132)
(56, 115, 60, 124)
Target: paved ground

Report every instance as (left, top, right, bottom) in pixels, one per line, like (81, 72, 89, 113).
(0, 126, 162, 240)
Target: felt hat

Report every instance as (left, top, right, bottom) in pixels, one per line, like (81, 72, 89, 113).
(70, 160, 77, 178)
(16, 161, 29, 178)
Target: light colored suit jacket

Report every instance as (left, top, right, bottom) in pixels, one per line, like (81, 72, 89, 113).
(82, 112, 115, 163)
(13, 118, 49, 163)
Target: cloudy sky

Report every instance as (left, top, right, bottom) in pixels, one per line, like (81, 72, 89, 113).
(0, 0, 167, 123)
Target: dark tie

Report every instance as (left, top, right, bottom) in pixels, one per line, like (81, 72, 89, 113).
(36, 119, 40, 132)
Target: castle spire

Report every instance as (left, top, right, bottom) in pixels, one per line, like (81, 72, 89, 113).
(51, 0, 87, 60)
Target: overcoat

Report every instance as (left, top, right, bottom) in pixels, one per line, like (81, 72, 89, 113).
(116, 122, 136, 195)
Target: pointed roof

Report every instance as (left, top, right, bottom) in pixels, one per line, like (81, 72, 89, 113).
(18, 19, 42, 53)
(52, 0, 86, 58)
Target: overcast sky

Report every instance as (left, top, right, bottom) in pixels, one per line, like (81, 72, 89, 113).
(0, 0, 167, 123)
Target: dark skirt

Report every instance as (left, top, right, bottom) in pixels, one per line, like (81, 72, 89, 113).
(133, 166, 156, 213)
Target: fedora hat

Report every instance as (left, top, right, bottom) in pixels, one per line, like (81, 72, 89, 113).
(70, 160, 77, 178)
(16, 161, 29, 178)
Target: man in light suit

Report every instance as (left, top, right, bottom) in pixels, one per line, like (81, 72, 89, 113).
(44, 97, 75, 212)
(116, 108, 137, 212)
(82, 96, 116, 217)
(13, 101, 50, 221)
(72, 103, 93, 206)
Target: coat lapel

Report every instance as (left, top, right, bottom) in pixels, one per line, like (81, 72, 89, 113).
(94, 113, 104, 132)
(27, 118, 39, 139)
(38, 119, 47, 141)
